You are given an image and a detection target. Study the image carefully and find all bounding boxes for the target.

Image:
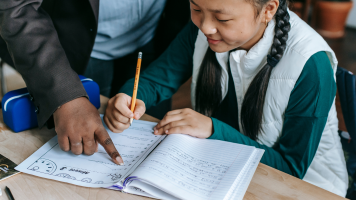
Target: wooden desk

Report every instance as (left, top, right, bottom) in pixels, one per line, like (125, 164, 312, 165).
(0, 96, 346, 200)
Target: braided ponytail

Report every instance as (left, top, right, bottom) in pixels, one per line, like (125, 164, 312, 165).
(241, 0, 291, 140)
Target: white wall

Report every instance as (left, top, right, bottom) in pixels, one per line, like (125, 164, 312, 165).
(347, 0, 356, 28)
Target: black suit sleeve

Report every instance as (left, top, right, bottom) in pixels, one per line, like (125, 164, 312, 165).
(0, 0, 88, 127)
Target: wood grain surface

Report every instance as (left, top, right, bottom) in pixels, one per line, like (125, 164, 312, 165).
(0, 96, 346, 200)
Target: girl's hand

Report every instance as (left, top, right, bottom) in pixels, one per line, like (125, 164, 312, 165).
(104, 93, 146, 133)
(154, 108, 213, 138)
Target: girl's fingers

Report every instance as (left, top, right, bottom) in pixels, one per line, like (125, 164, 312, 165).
(105, 114, 124, 133)
(104, 94, 138, 133)
(112, 109, 130, 124)
(110, 117, 130, 132)
(115, 97, 134, 118)
(154, 127, 165, 135)
(133, 99, 146, 120)
(155, 112, 184, 130)
(166, 109, 183, 116)
(154, 120, 188, 135)
(162, 120, 188, 133)
(166, 126, 191, 135)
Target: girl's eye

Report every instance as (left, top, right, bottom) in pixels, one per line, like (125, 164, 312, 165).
(216, 18, 229, 22)
(193, 9, 201, 12)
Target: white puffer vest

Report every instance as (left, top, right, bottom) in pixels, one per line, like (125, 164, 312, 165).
(191, 11, 348, 196)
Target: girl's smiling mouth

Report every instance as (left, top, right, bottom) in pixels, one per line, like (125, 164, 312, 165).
(207, 37, 222, 44)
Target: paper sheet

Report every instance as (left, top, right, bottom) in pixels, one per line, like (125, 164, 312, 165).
(15, 116, 165, 188)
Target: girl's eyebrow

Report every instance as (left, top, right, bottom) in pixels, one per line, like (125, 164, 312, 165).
(208, 8, 227, 14)
(190, 0, 228, 14)
(190, 0, 199, 6)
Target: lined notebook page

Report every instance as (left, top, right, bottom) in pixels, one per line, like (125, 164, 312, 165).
(128, 134, 259, 200)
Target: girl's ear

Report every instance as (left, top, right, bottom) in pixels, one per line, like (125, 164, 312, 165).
(262, 0, 279, 24)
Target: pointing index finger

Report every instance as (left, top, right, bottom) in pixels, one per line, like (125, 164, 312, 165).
(95, 125, 124, 165)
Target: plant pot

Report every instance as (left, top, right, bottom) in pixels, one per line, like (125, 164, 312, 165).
(289, 2, 304, 18)
(315, 1, 353, 39)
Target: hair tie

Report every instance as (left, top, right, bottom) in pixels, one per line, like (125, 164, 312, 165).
(267, 55, 279, 68)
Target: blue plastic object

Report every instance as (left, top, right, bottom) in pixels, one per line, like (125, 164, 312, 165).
(2, 75, 100, 132)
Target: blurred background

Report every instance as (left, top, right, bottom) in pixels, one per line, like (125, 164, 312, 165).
(289, 0, 355, 70)
(0, 0, 355, 110)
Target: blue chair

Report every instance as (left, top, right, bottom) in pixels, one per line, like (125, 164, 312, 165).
(336, 67, 356, 199)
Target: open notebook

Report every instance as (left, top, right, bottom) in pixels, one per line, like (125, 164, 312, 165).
(16, 115, 264, 200)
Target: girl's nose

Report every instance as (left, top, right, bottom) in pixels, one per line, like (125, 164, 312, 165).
(200, 18, 217, 35)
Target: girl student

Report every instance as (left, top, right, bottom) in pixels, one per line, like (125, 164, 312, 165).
(104, 0, 348, 196)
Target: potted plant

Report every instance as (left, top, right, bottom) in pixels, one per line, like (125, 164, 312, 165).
(314, 0, 353, 38)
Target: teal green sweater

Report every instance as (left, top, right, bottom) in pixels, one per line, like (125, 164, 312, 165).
(120, 21, 336, 179)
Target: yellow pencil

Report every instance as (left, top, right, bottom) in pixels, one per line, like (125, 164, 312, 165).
(130, 52, 142, 126)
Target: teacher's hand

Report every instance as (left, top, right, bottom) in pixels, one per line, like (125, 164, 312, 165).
(53, 97, 124, 165)
(104, 93, 146, 133)
(154, 108, 213, 138)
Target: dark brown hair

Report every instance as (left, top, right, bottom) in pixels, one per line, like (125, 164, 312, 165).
(195, 48, 222, 116)
(195, 0, 291, 140)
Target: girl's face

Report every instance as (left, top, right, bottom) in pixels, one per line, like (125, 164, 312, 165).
(190, 0, 272, 53)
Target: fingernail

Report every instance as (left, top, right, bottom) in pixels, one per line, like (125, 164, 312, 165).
(154, 130, 158, 134)
(116, 156, 124, 165)
(129, 113, 134, 118)
(165, 130, 168, 133)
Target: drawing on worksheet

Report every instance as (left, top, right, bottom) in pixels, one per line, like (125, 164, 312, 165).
(28, 158, 57, 175)
(55, 173, 76, 180)
(15, 116, 165, 188)
(81, 178, 92, 183)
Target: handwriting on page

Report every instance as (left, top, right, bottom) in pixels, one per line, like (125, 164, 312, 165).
(137, 143, 240, 197)
(141, 149, 224, 195)
(16, 119, 164, 188)
(129, 126, 155, 133)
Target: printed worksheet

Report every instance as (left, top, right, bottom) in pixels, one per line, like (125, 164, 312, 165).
(15, 116, 165, 188)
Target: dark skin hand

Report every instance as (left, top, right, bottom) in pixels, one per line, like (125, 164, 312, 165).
(53, 97, 124, 165)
